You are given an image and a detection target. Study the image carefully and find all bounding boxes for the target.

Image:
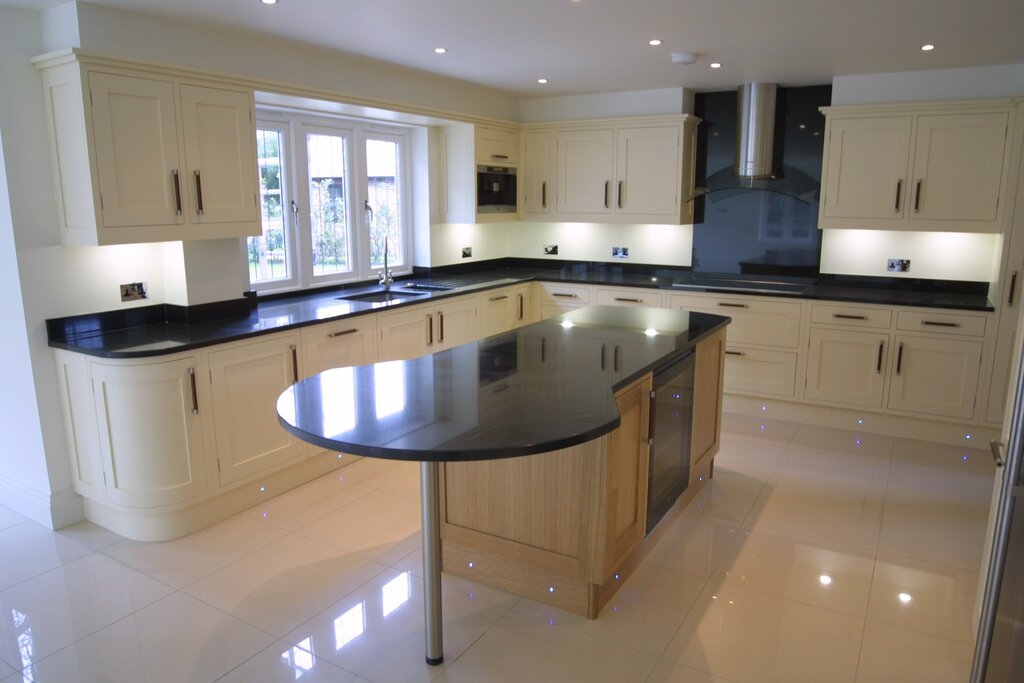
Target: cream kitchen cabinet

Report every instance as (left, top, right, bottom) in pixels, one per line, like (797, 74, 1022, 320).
(34, 52, 259, 245)
(596, 287, 666, 309)
(538, 282, 593, 319)
(805, 328, 889, 408)
(206, 332, 308, 486)
(476, 126, 519, 165)
(480, 288, 518, 338)
(887, 335, 983, 419)
(378, 297, 481, 361)
(819, 101, 1013, 232)
(86, 354, 211, 508)
(301, 315, 378, 375)
(523, 115, 698, 224)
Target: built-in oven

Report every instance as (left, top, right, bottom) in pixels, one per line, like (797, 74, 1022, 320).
(646, 350, 695, 534)
(477, 165, 517, 213)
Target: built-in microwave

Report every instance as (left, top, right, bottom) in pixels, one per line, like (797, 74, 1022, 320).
(477, 165, 517, 213)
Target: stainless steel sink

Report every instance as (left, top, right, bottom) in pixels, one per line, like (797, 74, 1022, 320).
(337, 289, 429, 303)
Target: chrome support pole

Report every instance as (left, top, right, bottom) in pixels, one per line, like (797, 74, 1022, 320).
(420, 460, 444, 665)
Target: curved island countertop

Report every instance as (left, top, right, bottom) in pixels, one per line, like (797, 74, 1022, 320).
(276, 306, 730, 461)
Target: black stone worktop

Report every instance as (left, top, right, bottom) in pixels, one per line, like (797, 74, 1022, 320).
(276, 306, 729, 461)
(46, 259, 994, 359)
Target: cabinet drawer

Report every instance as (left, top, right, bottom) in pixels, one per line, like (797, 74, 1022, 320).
(723, 347, 798, 398)
(671, 294, 802, 348)
(896, 310, 987, 337)
(810, 304, 892, 329)
(538, 283, 592, 304)
(596, 288, 665, 308)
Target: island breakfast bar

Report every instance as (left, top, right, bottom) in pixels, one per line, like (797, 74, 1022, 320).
(276, 305, 729, 664)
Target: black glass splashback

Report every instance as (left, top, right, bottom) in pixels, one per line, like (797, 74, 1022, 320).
(692, 85, 831, 281)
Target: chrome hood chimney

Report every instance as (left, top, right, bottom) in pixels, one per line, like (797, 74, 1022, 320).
(734, 83, 777, 178)
(693, 82, 822, 204)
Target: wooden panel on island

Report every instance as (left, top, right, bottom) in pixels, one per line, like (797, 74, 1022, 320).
(439, 331, 725, 618)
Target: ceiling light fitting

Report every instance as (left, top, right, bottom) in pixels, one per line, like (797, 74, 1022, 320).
(537, 78, 549, 84)
(921, 44, 935, 51)
(261, 0, 277, 5)
(649, 39, 662, 46)
(710, 62, 722, 69)
(671, 51, 698, 64)
(434, 47, 447, 54)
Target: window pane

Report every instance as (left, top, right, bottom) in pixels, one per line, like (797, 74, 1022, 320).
(248, 129, 289, 284)
(307, 133, 351, 276)
(366, 138, 402, 268)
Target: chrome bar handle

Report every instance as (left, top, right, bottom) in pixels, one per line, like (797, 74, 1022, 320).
(491, 154, 509, 160)
(613, 345, 620, 373)
(600, 344, 606, 371)
(604, 181, 610, 208)
(894, 179, 902, 212)
(489, 295, 509, 302)
(718, 302, 748, 309)
(188, 367, 199, 415)
(518, 293, 524, 320)
(895, 342, 904, 375)
(541, 336, 546, 363)
(615, 297, 642, 303)
(426, 314, 434, 347)
(552, 293, 579, 298)
(617, 181, 624, 208)
(922, 320, 960, 328)
(1009, 271, 1019, 307)
(327, 328, 358, 338)
(172, 170, 183, 215)
(541, 181, 547, 209)
(290, 344, 298, 382)
(194, 170, 204, 215)
(990, 440, 1005, 468)
(914, 179, 922, 212)
(876, 341, 884, 374)
(834, 314, 867, 320)
(725, 350, 746, 357)
(438, 312, 445, 343)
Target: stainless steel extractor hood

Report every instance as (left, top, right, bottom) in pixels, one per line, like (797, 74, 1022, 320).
(693, 83, 821, 204)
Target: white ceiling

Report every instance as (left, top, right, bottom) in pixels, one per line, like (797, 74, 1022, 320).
(6, 0, 1024, 98)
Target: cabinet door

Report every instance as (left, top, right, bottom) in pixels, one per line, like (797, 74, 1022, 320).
(207, 334, 307, 486)
(615, 126, 681, 216)
(522, 131, 553, 216)
(476, 126, 518, 165)
(513, 284, 540, 326)
(887, 335, 982, 419)
(601, 374, 652, 579)
(178, 84, 259, 226)
(556, 129, 615, 214)
(91, 356, 208, 508)
(436, 297, 481, 349)
(301, 317, 378, 376)
(481, 289, 515, 338)
(692, 329, 725, 468)
(820, 116, 913, 223)
(88, 72, 184, 230)
(378, 305, 431, 361)
(804, 328, 888, 408)
(909, 112, 1008, 225)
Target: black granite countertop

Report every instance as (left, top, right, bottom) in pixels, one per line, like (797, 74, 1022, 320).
(277, 306, 728, 461)
(46, 259, 995, 359)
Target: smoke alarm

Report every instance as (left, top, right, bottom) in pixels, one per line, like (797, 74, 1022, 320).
(671, 52, 698, 64)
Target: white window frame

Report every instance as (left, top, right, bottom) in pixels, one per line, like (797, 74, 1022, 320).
(247, 109, 415, 294)
(249, 120, 299, 291)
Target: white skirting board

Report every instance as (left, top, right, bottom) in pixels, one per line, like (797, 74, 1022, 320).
(0, 474, 84, 530)
(724, 394, 1001, 447)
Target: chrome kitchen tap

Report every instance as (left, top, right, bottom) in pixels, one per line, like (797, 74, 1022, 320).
(378, 238, 393, 292)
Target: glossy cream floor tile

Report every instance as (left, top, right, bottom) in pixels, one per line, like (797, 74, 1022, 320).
(216, 639, 369, 682)
(0, 658, 13, 679)
(245, 469, 379, 531)
(877, 501, 988, 570)
(392, 547, 524, 607)
(661, 582, 865, 683)
(0, 552, 172, 665)
(720, 413, 800, 443)
(644, 507, 742, 577)
(433, 608, 659, 683)
(789, 424, 894, 459)
(55, 519, 126, 550)
(512, 562, 706, 656)
(284, 568, 515, 683)
(0, 505, 25, 532)
(104, 513, 288, 588)
(887, 439, 994, 519)
(745, 482, 885, 550)
(297, 489, 422, 566)
(855, 620, 974, 683)
(646, 660, 737, 683)
(183, 533, 387, 637)
(380, 467, 424, 501)
(0, 521, 91, 592)
(714, 432, 787, 481)
(711, 525, 875, 617)
(687, 471, 766, 522)
(20, 592, 273, 683)
(866, 553, 979, 643)
(770, 442, 891, 498)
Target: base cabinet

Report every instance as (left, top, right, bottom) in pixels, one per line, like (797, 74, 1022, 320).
(805, 328, 888, 408)
(207, 333, 307, 486)
(89, 356, 209, 508)
(887, 335, 983, 419)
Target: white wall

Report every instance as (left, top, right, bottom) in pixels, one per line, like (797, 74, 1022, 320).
(519, 87, 687, 122)
(819, 230, 1000, 281)
(832, 63, 1024, 105)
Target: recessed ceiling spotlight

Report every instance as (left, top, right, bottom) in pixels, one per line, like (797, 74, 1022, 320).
(671, 51, 698, 64)
(921, 44, 935, 51)
(261, 0, 277, 4)
(434, 47, 447, 54)
(649, 39, 662, 46)
(538, 78, 549, 84)
(710, 62, 722, 69)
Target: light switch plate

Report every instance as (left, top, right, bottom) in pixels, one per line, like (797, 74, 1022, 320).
(543, 245, 558, 255)
(462, 247, 472, 258)
(120, 282, 147, 301)
(887, 259, 911, 273)
(612, 246, 629, 259)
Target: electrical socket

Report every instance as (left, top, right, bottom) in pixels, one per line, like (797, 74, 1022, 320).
(612, 246, 629, 259)
(120, 282, 147, 302)
(543, 244, 558, 255)
(887, 259, 911, 273)
(461, 247, 472, 258)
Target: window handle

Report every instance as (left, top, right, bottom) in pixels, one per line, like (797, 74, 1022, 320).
(364, 199, 374, 224)
(291, 200, 299, 217)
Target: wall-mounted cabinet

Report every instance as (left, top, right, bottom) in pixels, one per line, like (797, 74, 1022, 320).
(521, 115, 699, 225)
(434, 122, 519, 225)
(476, 126, 519, 166)
(34, 51, 260, 245)
(819, 100, 1013, 232)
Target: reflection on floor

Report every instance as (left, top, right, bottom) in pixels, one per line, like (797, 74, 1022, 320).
(0, 413, 994, 682)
